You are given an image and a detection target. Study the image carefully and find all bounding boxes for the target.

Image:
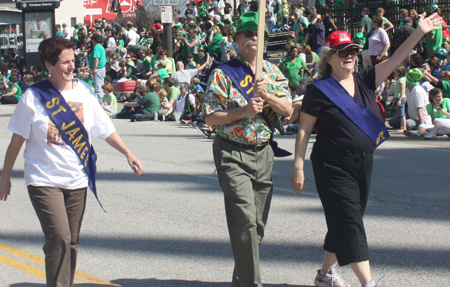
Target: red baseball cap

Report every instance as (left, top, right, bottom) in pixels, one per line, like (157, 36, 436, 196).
(324, 31, 359, 51)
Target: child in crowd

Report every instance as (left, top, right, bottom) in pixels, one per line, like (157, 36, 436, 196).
(186, 53, 197, 69)
(101, 83, 118, 118)
(393, 65, 407, 133)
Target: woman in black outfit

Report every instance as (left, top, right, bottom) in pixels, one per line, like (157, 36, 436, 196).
(291, 14, 440, 287)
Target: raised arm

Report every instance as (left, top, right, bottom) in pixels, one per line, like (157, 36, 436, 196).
(375, 13, 441, 87)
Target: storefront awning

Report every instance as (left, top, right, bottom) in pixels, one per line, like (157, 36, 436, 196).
(0, 7, 22, 25)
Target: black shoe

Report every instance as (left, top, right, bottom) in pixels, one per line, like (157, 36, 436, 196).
(275, 121, 286, 135)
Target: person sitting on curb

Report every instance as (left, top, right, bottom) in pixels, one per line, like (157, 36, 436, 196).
(390, 68, 432, 131)
(149, 60, 169, 82)
(163, 83, 195, 122)
(158, 77, 181, 118)
(404, 88, 450, 138)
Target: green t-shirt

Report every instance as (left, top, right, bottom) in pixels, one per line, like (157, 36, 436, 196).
(156, 68, 169, 82)
(103, 92, 118, 112)
(305, 52, 320, 65)
(82, 77, 94, 87)
(115, 39, 125, 54)
(427, 98, 450, 119)
(138, 92, 160, 114)
(361, 16, 372, 39)
(9, 83, 22, 101)
(381, 17, 391, 30)
(441, 79, 450, 98)
(426, 25, 443, 51)
(279, 57, 307, 85)
(89, 44, 107, 70)
(56, 30, 62, 37)
(394, 77, 406, 99)
(167, 86, 180, 101)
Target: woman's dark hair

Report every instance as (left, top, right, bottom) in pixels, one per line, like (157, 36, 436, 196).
(429, 87, 442, 102)
(372, 15, 382, 27)
(9, 75, 18, 83)
(290, 45, 299, 53)
(410, 53, 424, 68)
(38, 37, 75, 71)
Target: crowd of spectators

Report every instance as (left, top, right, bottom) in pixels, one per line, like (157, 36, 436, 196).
(1, 0, 450, 139)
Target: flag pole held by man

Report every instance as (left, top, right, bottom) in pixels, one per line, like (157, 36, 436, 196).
(201, 11, 292, 287)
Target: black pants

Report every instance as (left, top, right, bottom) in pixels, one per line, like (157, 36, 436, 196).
(1, 96, 19, 104)
(115, 106, 144, 119)
(311, 146, 373, 266)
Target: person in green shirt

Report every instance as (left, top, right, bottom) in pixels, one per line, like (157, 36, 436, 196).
(425, 6, 443, 59)
(279, 46, 307, 85)
(406, 88, 450, 138)
(89, 35, 107, 98)
(117, 80, 161, 119)
(158, 77, 180, 118)
(0, 75, 21, 104)
(149, 60, 169, 82)
(101, 83, 118, 117)
(55, 24, 63, 37)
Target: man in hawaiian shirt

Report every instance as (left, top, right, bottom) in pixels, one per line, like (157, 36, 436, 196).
(202, 11, 291, 287)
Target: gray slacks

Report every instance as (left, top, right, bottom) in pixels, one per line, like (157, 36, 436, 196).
(28, 185, 87, 287)
(213, 135, 274, 287)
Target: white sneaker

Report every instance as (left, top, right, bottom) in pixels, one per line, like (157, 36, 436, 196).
(424, 133, 437, 139)
(314, 268, 351, 287)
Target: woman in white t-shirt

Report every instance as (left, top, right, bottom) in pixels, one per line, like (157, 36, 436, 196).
(0, 37, 143, 287)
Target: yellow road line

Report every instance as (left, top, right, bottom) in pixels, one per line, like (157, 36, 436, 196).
(0, 242, 120, 286)
(0, 253, 46, 280)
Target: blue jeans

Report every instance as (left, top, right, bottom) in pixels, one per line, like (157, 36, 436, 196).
(314, 45, 323, 55)
(93, 67, 106, 98)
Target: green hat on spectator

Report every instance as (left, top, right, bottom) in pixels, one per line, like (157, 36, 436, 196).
(428, 3, 439, 12)
(406, 68, 423, 86)
(436, 48, 447, 60)
(173, 22, 183, 29)
(233, 11, 269, 41)
(198, 45, 205, 51)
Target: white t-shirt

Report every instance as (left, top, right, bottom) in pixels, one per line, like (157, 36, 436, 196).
(107, 37, 117, 52)
(406, 84, 431, 124)
(174, 93, 196, 113)
(127, 29, 140, 46)
(63, 27, 71, 40)
(8, 80, 116, 189)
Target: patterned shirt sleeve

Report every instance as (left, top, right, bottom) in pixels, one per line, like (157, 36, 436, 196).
(201, 68, 231, 118)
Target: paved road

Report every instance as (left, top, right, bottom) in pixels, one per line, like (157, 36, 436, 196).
(0, 104, 449, 287)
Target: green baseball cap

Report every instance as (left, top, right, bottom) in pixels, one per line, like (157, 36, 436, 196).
(428, 3, 439, 11)
(233, 11, 269, 41)
(436, 48, 447, 60)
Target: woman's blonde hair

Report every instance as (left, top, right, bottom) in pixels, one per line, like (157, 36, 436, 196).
(146, 79, 161, 92)
(316, 47, 336, 78)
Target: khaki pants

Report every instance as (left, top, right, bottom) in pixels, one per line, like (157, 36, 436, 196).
(28, 185, 87, 287)
(213, 135, 274, 287)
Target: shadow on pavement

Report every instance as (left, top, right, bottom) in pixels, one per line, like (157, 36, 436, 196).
(10, 280, 313, 287)
(1, 232, 449, 269)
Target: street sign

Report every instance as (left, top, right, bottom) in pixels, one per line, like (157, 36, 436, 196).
(161, 6, 172, 24)
(153, 0, 179, 6)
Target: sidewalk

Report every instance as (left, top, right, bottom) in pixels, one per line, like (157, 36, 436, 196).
(0, 104, 16, 117)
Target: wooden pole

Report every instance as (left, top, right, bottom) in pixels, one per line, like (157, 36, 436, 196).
(254, 1, 266, 97)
